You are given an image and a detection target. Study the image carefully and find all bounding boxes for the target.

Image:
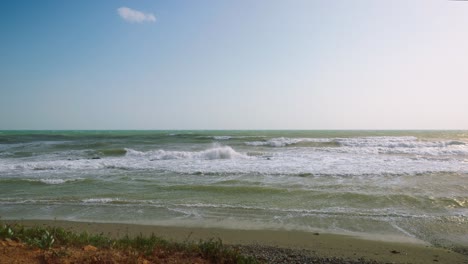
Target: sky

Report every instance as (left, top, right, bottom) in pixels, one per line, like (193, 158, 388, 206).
(1, 0, 467, 130)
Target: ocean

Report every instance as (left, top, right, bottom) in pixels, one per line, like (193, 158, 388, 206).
(0, 130, 467, 248)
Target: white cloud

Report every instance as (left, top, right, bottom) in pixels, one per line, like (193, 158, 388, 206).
(117, 7, 156, 23)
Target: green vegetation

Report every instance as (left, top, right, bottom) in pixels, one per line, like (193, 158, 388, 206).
(0, 222, 257, 264)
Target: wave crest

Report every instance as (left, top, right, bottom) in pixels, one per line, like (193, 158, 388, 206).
(335, 137, 468, 156)
(245, 137, 332, 147)
(126, 145, 247, 160)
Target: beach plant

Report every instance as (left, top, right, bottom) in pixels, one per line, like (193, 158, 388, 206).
(49, 226, 74, 245)
(29, 230, 55, 249)
(0, 224, 15, 238)
(73, 230, 112, 247)
(198, 238, 225, 261)
(197, 238, 257, 264)
(0, 222, 258, 263)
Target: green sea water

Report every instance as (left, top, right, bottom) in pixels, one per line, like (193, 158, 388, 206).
(0, 130, 467, 248)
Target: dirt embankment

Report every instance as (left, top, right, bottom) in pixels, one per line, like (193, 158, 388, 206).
(1, 238, 208, 264)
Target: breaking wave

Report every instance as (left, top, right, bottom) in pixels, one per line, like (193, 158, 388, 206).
(38, 178, 82, 185)
(245, 137, 332, 147)
(0, 178, 86, 185)
(213, 136, 232, 140)
(334, 137, 468, 156)
(243, 136, 468, 156)
(125, 145, 248, 160)
(82, 198, 119, 204)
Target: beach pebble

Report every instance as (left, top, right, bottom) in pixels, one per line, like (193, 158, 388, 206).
(83, 245, 97, 251)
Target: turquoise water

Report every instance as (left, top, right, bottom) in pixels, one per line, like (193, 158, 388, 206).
(0, 130, 467, 248)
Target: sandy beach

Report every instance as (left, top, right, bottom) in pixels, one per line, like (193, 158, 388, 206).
(4, 219, 467, 264)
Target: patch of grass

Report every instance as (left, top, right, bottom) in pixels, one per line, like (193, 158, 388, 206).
(0, 222, 258, 264)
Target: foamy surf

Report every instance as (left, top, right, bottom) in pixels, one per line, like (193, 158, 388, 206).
(245, 137, 333, 147)
(1, 130, 467, 249)
(38, 178, 82, 185)
(125, 145, 248, 160)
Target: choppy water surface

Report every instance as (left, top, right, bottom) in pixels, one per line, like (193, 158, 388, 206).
(0, 130, 467, 248)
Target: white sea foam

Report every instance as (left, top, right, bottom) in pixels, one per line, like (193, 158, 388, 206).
(0, 198, 65, 205)
(1, 148, 467, 176)
(1, 132, 467, 249)
(0, 177, 85, 185)
(245, 137, 332, 147)
(1, 137, 467, 177)
(126, 145, 248, 160)
(334, 137, 468, 156)
(335, 136, 466, 149)
(213, 136, 232, 140)
(82, 198, 118, 204)
(38, 178, 80, 185)
(243, 136, 468, 156)
(1, 159, 102, 172)
(168, 207, 203, 218)
(198, 146, 247, 159)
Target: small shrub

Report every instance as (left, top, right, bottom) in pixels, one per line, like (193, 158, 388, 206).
(29, 230, 55, 250)
(0, 224, 15, 239)
(198, 238, 224, 260)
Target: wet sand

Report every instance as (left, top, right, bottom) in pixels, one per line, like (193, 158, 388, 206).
(5, 219, 467, 264)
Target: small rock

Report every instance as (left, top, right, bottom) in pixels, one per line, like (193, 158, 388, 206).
(390, 250, 400, 254)
(83, 245, 98, 251)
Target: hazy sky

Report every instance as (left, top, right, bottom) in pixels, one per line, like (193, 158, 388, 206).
(1, 0, 467, 130)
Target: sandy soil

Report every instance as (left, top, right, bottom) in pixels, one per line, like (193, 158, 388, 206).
(4, 219, 468, 264)
(0, 238, 208, 264)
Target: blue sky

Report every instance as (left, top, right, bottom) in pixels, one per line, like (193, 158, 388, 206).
(1, 0, 467, 129)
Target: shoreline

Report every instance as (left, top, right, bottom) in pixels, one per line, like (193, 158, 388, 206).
(4, 219, 467, 264)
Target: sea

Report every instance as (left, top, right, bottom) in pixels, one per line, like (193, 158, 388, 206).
(0, 130, 467, 248)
